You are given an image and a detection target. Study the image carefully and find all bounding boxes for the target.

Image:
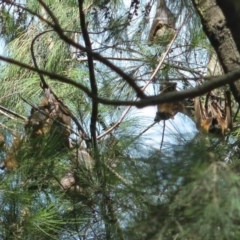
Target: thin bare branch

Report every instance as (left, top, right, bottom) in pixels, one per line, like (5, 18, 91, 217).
(78, 0, 98, 147)
(30, 30, 87, 136)
(3, 0, 54, 27)
(38, 0, 145, 99)
(145, 14, 189, 90)
(0, 105, 26, 121)
(37, 0, 61, 28)
(30, 29, 52, 89)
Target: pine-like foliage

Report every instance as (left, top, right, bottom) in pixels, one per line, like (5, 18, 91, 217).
(0, 0, 240, 239)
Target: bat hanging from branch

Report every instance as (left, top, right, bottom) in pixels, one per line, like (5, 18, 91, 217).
(194, 96, 212, 133)
(148, 0, 176, 45)
(194, 91, 232, 134)
(154, 82, 187, 122)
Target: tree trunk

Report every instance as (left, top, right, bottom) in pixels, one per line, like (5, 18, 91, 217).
(216, 0, 240, 52)
(192, 0, 240, 101)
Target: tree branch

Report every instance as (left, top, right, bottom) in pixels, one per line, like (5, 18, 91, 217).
(3, 0, 55, 27)
(1, 55, 240, 107)
(30, 30, 87, 137)
(5, 0, 146, 99)
(37, 0, 145, 99)
(78, 0, 98, 147)
(192, 0, 240, 102)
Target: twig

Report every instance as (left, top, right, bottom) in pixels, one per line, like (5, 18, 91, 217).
(160, 121, 166, 151)
(0, 105, 26, 121)
(103, 162, 131, 186)
(3, 0, 55, 27)
(143, 14, 189, 91)
(30, 29, 52, 89)
(75, 57, 145, 62)
(130, 122, 157, 144)
(30, 29, 87, 137)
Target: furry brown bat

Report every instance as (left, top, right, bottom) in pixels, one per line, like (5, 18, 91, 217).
(154, 82, 186, 122)
(194, 91, 232, 134)
(148, 0, 176, 45)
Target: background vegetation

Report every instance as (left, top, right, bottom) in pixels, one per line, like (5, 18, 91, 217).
(0, 0, 240, 239)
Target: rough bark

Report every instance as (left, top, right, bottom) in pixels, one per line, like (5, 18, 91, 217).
(217, 0, 240, 52)
(192, 0, 240, 101)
